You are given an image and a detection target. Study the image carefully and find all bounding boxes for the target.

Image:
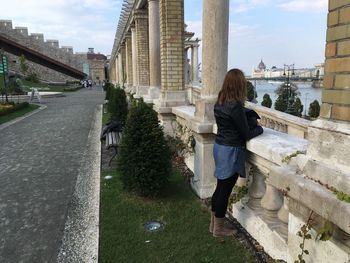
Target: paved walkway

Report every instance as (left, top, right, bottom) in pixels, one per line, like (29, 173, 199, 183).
(0, 87, 104, 263)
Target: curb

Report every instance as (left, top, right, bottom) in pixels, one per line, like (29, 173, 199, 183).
(0, 104, 47, 131)
(57, 104, 102, 263)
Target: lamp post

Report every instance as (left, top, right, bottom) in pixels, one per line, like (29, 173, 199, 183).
(283, 64, 295, 114)
(304, 92, 309, 117)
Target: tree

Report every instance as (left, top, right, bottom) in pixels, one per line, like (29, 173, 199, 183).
(19, 55, 29, 75)
(247, 81, 257, 102)
(274, 82, 301, 114)
(293, 97, 303, 117)
(117, 100, 171, 197)
(261, 93, 272, 108)
(308, 100, 320, 118)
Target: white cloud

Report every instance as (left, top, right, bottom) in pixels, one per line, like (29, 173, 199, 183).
(231, 0, 271, 13)
(0, 0, 121, 54)
(278, 0, 327, 12)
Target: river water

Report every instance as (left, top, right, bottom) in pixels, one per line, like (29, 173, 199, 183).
(253, 81, 323, 115)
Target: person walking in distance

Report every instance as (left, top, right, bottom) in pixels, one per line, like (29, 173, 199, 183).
(210, 69, 263, 237)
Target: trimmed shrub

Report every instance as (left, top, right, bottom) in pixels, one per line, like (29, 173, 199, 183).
(261, 93, 272, 108)
(108, 87, 128, 124)
(247, 81, 257, 102)
(117, 100, 171, 197)
(308, 100, 320, 118)
(293, 97, 303, 117)
(105, 82, 114, 101)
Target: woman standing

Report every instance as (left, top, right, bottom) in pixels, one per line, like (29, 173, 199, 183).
(210, 69, 263, 237)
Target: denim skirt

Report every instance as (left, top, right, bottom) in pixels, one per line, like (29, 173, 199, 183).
(213, 143, 246, 180)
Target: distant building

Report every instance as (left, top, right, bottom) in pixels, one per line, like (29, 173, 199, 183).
(252, 59, 325, 79)
(87, 49, 107, 83)
(251, 59, 266, 78)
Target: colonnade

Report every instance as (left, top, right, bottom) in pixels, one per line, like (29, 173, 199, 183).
(110, 1, 350, 261)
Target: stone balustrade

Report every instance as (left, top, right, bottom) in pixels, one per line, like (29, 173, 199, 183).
(185, 84, 201, 105)
(182, 86, 310, 139)
(171, 104, 350, 261)
(245, 101, 311, 139)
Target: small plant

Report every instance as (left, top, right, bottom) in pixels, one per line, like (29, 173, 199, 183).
(295, 211, 313, 263)
(117, 100, 171, 197)
(330, 187, 350, 203)
(281, 151, 304, 164)
(229, 185, 248, 205)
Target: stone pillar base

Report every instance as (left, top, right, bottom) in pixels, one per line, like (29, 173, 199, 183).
(190, 133, 216, 199)
(195, 97, 217, 122)
(154, 90, 188, 109)
(136, 85, 149, 97)
(148, 86, 160, 100)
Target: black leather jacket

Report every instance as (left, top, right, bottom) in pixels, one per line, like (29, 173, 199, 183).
(214, 101, 263, 146)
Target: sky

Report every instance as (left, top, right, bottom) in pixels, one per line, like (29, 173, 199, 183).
(1, 0, 328, 75)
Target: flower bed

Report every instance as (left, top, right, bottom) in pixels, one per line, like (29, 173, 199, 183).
(0, 102, 29, 116)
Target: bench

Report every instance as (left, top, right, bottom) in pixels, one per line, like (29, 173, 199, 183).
(106, 131, 122, 166)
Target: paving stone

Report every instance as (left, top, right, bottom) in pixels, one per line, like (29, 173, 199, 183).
(0, 88, 104, 263)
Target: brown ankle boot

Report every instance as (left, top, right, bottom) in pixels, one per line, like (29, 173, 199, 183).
(213, 217, 236, 237)
(209, 211, 215, 233)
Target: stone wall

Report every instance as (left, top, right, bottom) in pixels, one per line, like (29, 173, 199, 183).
(321, 2, 350, 121)
(0, 20, 87, 82)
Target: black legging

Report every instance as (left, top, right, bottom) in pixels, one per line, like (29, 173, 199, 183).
(211, 173, 239, 218)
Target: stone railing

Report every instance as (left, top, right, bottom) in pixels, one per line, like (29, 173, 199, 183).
(180, 90, 311, 139)
(171, 104, 350, 262)
(245, 101, 311, 139)
(185, 84, 202, 105)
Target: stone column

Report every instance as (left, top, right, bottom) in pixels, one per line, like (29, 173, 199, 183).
(307, 1, 350, 174)
(184, 48, 190, 84)
(125, 33, 133, 90)
(195, 0, 229, 122)
(156, 0, 186, 111)
(135, 10, 150, 97)
(131, 27, 138, 93)
(148, 0, 161, 99)
(191, 43, 199, 84)
(118, 52, 123, 86)
(115, 56, 119, 84)
(121, 44, 127, 87)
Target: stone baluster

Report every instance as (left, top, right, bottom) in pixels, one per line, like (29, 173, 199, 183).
(277, 196, 289, 239)
(261, 181, 283, 225)
(247, 166, 266, 211)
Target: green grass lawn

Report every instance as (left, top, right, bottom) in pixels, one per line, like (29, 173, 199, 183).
(21, 80, 81, 92)
(0, 104, 40, 124)
(99, 167, 254, 263)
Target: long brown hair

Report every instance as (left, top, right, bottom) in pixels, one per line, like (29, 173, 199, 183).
(217, 69, 247, 104)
